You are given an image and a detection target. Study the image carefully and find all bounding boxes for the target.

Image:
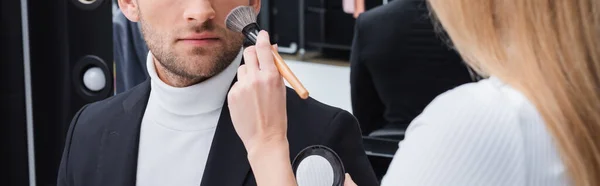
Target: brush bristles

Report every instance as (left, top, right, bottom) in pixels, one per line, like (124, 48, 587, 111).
(225, 6, 258, 33)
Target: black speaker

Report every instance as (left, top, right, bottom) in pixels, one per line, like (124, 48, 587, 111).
(1, 0, 114, 185)
(2, 0, 30, 185)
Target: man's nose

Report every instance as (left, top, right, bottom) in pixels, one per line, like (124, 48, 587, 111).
(183, 0, 216, 23)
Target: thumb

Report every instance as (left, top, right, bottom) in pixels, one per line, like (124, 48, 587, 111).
(344, 173, 357, 186)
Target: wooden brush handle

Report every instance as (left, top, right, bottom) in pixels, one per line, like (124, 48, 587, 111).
(271, 46, 309, 99)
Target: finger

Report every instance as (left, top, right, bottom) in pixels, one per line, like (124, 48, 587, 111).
(237, 65, 247, 81)
(344, 174, 357, 186)
(256, 30, 277, 72)
(227, 82, 240, 105)
(243, 46, 259, 72)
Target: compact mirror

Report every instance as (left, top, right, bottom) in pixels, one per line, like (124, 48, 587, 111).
(292, 145, 345, 186)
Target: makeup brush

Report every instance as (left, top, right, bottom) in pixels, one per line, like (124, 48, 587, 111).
(226, 6, 309, 99)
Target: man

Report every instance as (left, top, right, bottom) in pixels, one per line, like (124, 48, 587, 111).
(350, 0, 473, 136)
(57, 0, 378, 186)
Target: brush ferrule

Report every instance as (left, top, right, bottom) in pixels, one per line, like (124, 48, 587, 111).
(242, 23, 261, 44)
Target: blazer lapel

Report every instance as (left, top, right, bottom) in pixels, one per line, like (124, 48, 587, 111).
(98, 80, 150, 186)
(200, 93, 251, 186)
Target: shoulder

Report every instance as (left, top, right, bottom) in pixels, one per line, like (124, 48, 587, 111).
(286, 88, 349, 119)
(72, 80, 149, 132)
(78, 87, 136, 119)
(285, 87, 346, 116)
(405, 77, 537, 156)
(284, 87, 356, 135)
(382, 77, 535, 185)
(406, 77, 537, 155)
(413, 77, 532, 128)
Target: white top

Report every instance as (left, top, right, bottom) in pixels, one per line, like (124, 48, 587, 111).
(381, 77, 569, 186)
(136, 51, 242, 186)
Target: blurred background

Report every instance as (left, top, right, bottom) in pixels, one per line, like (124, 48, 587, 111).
(2, 0, 478, 185)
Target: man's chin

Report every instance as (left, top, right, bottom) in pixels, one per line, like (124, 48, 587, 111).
(183, 53, 222, 63)
(182, 55, 232, 72)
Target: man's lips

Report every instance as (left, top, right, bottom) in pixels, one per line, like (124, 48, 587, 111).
(179, 38, 220, 46)
(178, 33, 220, 46)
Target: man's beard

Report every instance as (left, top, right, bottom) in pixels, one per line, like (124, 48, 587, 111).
(139, 17, 244, 85)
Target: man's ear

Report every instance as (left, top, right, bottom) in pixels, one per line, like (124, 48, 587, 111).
(118, 0, 140, 22)
(250, 0, 261, 15)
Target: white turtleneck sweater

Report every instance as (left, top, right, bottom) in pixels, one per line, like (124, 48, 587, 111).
(135, 51, 242, 186)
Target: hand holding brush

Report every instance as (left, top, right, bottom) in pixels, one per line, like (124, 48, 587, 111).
(226, 6, 309, 99)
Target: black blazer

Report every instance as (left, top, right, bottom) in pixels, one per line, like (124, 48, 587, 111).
(350, 0, 473, 135)
(57, 79, 379, 186)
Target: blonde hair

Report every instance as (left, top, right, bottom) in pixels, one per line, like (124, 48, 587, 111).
(427, 0, 600, 185)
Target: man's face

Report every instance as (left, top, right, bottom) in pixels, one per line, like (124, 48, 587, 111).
(127, 0, 259, 81)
